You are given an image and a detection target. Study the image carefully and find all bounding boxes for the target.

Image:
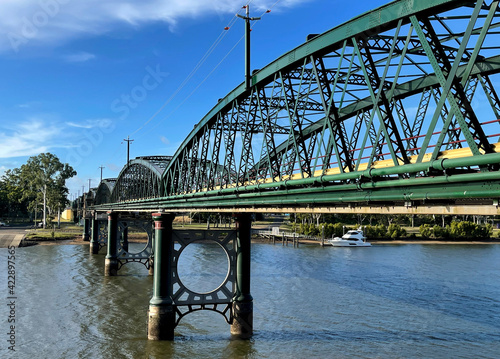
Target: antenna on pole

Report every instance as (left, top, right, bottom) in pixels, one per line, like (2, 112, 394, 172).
(123, 136, 134, 165)
(99, 165, 105, 182)
(237, 5, 261, 91)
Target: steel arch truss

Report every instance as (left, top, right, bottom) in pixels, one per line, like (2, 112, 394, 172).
(94, 179, 116, 205)
(88, 0, 500, 213)
(159, 0, 500, 199)
(110, 156, 171, 203)
(171, 230, 237, 326)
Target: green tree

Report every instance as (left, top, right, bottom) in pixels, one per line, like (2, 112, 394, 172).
(1, 169, 35, 218)
(19, 153, 76, 229)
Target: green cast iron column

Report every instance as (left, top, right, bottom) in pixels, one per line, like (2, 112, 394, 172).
(82, 216, 91, 241)
(90, 213, 99, 255)
(148, 212, 176, 340)
(104, 211, 118, 276)
(122, 224, 129, 252)
(231, 213, 253, 338)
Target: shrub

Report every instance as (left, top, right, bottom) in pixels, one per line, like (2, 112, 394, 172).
(419, 224, 433, 239)
(432, 225, 449, 239)
(364, 224, 387, 239)
(387, 224, 407, 239)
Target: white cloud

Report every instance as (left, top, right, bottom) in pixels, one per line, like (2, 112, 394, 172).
(0, 0, 311, 53)
(66, 118, 112, 129)
(0, 118, 61, 158)
(17, 101, 41, 108)
(63, 51, 95, 63)
(160, 135, 170, 145)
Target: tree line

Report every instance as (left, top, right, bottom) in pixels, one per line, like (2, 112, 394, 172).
(0, 153, 76, 228)
(290, 213, 495, 240)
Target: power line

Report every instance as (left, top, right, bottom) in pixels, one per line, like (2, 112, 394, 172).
(129, 5, 244, 137)
(136, 2, 276, 140)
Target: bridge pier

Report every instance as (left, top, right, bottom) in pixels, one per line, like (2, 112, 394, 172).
(82, 216, 91, 242)
(104, 211, 119, 276)
(231, 213, 253, 339)
(121, 224, 129, 252)
(90, 213, 100, 254)
(148, 213, 176, 340)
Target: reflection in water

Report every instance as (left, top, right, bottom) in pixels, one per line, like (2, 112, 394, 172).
(0, 243, 499, 358)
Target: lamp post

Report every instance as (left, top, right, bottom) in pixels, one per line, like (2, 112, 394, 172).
(237, 5, 261, 91)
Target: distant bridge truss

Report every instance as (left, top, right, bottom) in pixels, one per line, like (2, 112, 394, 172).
(92, 0, 500, 215)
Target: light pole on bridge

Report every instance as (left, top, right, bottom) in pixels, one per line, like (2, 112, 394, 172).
(123, 136, 134, 166)
(99, 165, 105, 182)
(237, 5, 261, 91)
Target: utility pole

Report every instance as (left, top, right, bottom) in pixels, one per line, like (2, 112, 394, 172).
(123, 136, 134, 165)
(88, 178, 92, 191)
(237, 5, 261, 91)
(99, 165, 105, 182)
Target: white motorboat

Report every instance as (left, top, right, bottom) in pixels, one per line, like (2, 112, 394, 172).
(327, 228, 371, 247)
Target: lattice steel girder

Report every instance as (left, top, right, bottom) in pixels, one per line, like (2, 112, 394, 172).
(411, 7, 492, 159)
(246, 52, 500, 182)
(238, 90, 258, 184)
(132, 0, 500, 200)
(222, 104, 239, 187)
(409, 88, 432, 153)
(256, 87, 281, 180)
(111, 158, 165, 202)
(312, 55, 353, 173)
(479, 74, 500, 120)
(280, 66, 313, 178)
(97, 167, 500, 212)
(354, 33, 410, 166)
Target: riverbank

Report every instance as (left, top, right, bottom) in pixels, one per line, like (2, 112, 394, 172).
(20, 232, 500, 247)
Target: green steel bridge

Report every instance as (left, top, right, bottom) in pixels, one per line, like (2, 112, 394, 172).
(89, 0, 500, 216)
(82, 0, 500, 341)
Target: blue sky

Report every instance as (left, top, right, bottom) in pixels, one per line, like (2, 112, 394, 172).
(0, 0, 388, 198)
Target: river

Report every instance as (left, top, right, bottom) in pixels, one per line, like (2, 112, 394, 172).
(1, 241, 500, 358)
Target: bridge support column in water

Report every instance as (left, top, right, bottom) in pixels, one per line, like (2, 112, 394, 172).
(121, 224, 129, 252)
(148, 212, 176, 340)
(231, 213, 253, 339)
(104, 211, 118, 276)
(90, 213, 99, 255)
(82, 216, 91, 242)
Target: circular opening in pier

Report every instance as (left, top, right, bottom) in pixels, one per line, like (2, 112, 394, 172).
(177, 241, 230, 294)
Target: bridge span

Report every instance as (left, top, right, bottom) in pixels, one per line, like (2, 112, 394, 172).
(79, 0, 500, 340)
